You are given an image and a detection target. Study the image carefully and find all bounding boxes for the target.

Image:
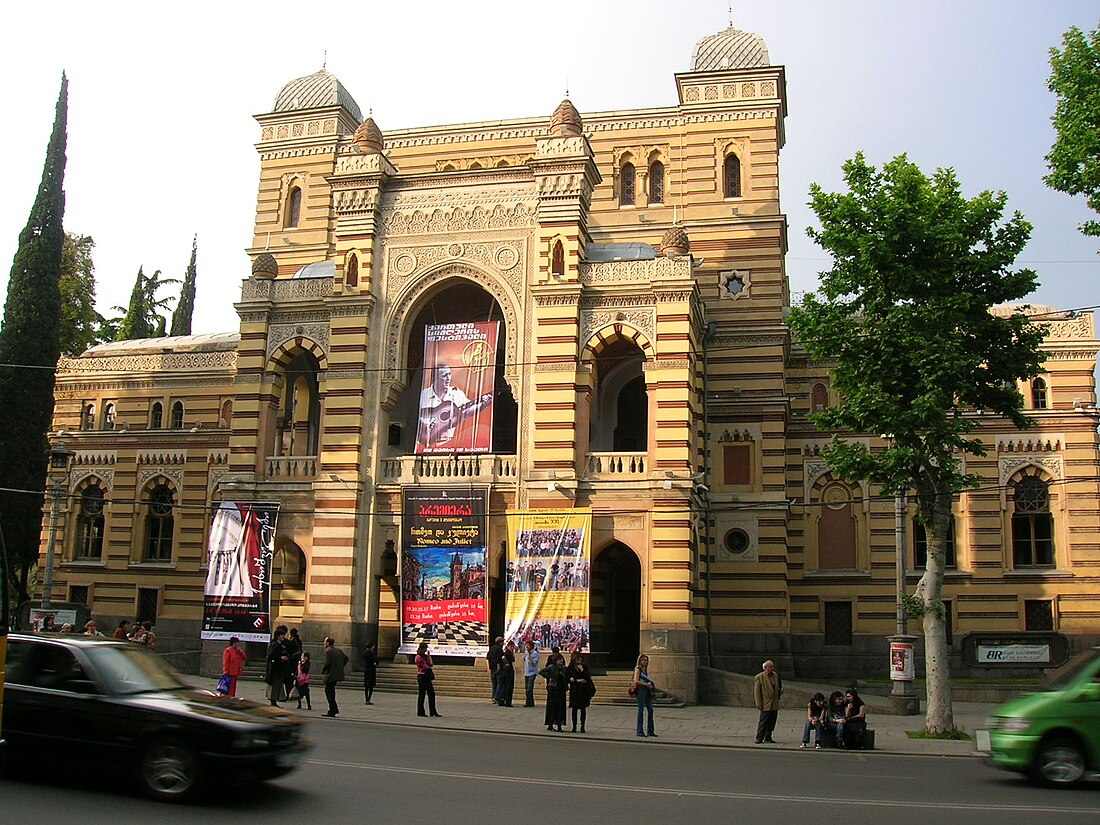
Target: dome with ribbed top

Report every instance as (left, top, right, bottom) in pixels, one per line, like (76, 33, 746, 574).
(549, 97, 583, 137)
(659, 225, 690, 257)
(354, 116, 384, 153)
(691, 24, 770, 71)
(273, 69, 363, 121)
(251, 252, 278, 279)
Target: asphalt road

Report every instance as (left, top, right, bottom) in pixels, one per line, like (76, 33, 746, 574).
(4, 718, 1097, 824)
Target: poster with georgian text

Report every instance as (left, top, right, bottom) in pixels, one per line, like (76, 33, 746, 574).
(201, 501, 280, 642)
(416, 321, 498, 454)
(505, 509, 591, 653)
(400, 486, 489, 656)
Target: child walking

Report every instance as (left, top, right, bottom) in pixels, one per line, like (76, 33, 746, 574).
(295, 650, 312, 710)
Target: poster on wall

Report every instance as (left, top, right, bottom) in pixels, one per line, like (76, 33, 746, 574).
(400, 487, 489, 656)
(200, 501, 280, 642)
(504, 509, 592, 653)
(415, 321, 498, 454)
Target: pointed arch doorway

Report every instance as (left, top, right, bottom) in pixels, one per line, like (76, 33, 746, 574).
(590, 541, 641, 666)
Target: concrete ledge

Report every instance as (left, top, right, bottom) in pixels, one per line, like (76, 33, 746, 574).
(698, 666, 902, 714)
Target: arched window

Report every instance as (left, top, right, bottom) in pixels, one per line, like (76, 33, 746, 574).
(75, 486, 105, 560)
(811, 383, 828, 412)
(220, 399, 233, 428)
(149, 401, 163, 430)
(143, 484, 175, 562)
(1012, 477, 1054, 567)
(346, 254, 359, 289)
(285, 186, 302, 228)
(913, 517, 956, 568)
(170, 401, 184, 430)
(724, 153, 742, 198)
(648, 161, 664, 204)
(818, 483, 857, 570)
(1031, 377, 1048, 409)
(103, 402, 116, 430)
(82, 403, 96, 431)
(620, 162, 636, 206)
(551, 241, 565, 278)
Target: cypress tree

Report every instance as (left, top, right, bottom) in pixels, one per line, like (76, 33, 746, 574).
(170, 235, 197, 336)
(0, 74, 68, 600)
(115, 266, 154, 340)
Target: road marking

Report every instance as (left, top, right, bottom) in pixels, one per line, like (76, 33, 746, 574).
(306, 758, 1098, 814)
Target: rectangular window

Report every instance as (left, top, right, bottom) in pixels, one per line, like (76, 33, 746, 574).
(137, 588, 160, 624)
(1024, 599, 1054, 631)
(942, 599, 953, 646)
(913, 520, 956, 569)
(723, 444, 751, 485)
(1013, 515, 1055, 567)
(69, 585, 89, 605)
(823, 601, 853, 646)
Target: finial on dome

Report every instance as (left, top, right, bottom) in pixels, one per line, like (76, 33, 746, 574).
(549, 97, 583, 138)
(252, 252, 279, 280)
(659, 225, 690, 257)
(354, 115, 385, 153)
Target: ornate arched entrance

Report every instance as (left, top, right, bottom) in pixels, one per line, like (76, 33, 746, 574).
(590, 541, 642, 665)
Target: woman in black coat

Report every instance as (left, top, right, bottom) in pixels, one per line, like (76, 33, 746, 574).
(539, 647, 567, 732)
(566, 650, 594, 733)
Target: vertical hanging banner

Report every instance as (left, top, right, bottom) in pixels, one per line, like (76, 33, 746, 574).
(505, 509, 591, 653)
(400, 487, 489, 656)
(201, 502, 280, 642)
(416, 321, 498, 454)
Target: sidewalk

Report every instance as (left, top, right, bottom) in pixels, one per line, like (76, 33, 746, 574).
(234, 679, 994, 757)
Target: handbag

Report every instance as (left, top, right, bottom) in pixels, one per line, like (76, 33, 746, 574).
(216, 673, 231, 694)
(289, 685, 300, 699)
(628, 685, 637, 697)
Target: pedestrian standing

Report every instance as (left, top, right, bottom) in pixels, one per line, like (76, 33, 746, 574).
(753, 659, 783, 744)
(264, 626, 290, 706)
(295, 651, 313, 710)
(221, 636, 247, 698)
(486, 636, 504, 704)
(362, 641, 379, 705)
(632, 653, 656, 737)
(415, 641, 442, 717)
(540, 646, 567, 732)
(522, 639, 540, 707)
(566, 650, 594, 733)
(498, 641, 516, 707)
(321, 636, 348, 717)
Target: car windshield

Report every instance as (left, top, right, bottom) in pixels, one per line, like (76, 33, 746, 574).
(87, 644, 190, 695)
(1040, 649, 1100, 692)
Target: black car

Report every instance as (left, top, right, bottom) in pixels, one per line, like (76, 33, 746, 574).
(1, 633, 310, 801)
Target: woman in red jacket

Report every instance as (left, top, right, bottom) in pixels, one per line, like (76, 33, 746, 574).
(221, 636, 247, 697)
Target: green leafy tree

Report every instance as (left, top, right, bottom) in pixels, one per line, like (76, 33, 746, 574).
(58, 232, 104, 355)
(169, 235, 197, 336)
(113, 266, 178, 341)
(0, 75, 68, 601)
(1046, 24, 1100, 239)
(787, 154, 1046, 734)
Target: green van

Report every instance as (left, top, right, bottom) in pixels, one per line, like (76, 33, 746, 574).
(986, 646, 1100, 786)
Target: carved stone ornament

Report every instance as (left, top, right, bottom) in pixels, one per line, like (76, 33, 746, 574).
(535, 136, 590, 158)
(999, 455, 1064, 486)
(581, 308, 656, 343)
(240, 277, 335, 303)
(266, 323, 331, 360)
(386, 240, 526, 295)
(718, 269, 750, 301)
(579, 256, 691, 284)
(137, 468, 184, 492)
(803, 459, 830, 505)
(72, 469, 114, 493)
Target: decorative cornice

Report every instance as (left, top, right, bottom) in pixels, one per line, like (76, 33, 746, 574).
(999, 455, 1064, 484)
(578, 257, 690, 284)
(56, 351, 238, 374)
(241, 277, 335, 302)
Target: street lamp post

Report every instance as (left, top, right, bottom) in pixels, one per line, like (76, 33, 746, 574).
(40, 442, 75, 611)
(888, 485, 920, 714)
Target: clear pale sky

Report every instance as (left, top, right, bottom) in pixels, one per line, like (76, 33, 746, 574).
(1, 1, 1097, 335)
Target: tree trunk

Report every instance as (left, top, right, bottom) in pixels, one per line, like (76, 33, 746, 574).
(914, 485, 956, 734)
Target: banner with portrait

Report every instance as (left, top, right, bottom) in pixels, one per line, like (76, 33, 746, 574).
(400, 487, 489, 656)
(200, 501, 280, 642)
(416, 321, 498, 454)
(504, 509, 591, 653)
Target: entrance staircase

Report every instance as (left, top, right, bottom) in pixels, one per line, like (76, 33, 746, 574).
(242, 662, 682, 706)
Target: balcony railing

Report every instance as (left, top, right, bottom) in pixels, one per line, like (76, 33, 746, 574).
(379, 454, 519, 486)
(585, 451, 648, 478)
(264, 455, 317, 480)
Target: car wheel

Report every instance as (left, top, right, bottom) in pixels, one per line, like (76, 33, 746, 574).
(1033, 736, 1087, 787)
(140, 738, 201, 801)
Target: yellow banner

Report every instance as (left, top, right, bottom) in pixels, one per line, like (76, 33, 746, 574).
(504, 509, 591, 652)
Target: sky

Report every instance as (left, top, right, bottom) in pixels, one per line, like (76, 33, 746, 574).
(1, 1, 1098, 335)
